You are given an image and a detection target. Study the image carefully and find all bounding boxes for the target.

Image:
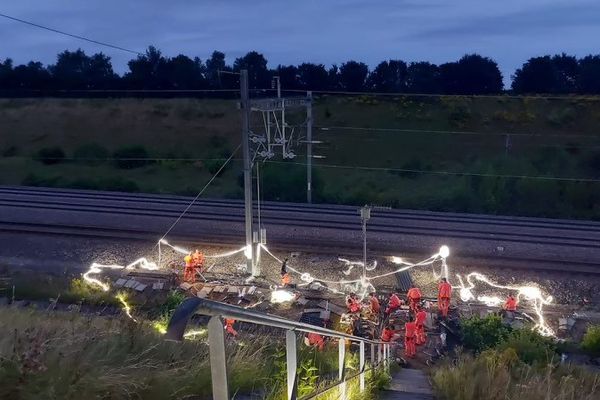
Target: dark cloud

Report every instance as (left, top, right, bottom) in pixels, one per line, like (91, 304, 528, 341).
(1, 0, 598, 85)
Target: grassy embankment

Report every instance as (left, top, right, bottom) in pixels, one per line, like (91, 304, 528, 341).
(0, 305, 391, 399)
(0, 274, 390, 399)
(431, 314, 600, 400)
(1, 96, 600, 219)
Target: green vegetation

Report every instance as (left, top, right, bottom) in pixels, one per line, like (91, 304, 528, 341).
(431, 349, 600, 400)
(36, 146, 65, 165)
(496, 328, 556, 365)
(7, 274, 118, 306)
(0, 307, 390, 399)
(113, 145, 152, 169)
(461, 314, 556, 364)
(0, 307, 272, 399)
(2, 97, 599, 219)
(461, 314, 512, 353)
(72, 143, 109, 165)
(433, 314, 599, 399)
(581, 324, 600, 356)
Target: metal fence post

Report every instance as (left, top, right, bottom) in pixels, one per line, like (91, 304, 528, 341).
(339, 338, 346, 400)
(207, 316, 229, 400)
(384, 344, 390, 372)
(359, 341, 365, 392)
(371, 343, 375, 367)
(286, 330, 298, 400)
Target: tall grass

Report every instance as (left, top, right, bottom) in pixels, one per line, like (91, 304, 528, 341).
(431, 349, 600, 400)
(0, 307, 275, 399)
(0, 307, 391, 399)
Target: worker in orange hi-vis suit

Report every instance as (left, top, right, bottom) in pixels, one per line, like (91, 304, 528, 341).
(280, 257, 292, 287)
(346, 294, 361, 314)
(191, 249, 205, 271)
(503, 294, 518, 312)
(369, 292, 381, 315)
(183, 254, 195, 283)
(381, 324, 397, 342)
(307, 332, 325, 351)
(404, 320, 417, 358)
(224, 318, 238, 337)
(385, 293, 403, 315)
(438, 278, 452, 318)
(407, 287, 422, 313)
(415, 309, 427, 345)
(281, 272, 291, 287)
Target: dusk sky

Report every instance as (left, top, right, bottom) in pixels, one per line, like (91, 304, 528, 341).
(1, 0, 599, 85)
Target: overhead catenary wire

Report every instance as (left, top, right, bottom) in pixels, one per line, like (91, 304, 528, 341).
(264, 160, 600, 183)
(282, 89, 600, 101)
(158, 143, 241, 242)
(19, 157, 243, 162)
(0, 12, 143, 56)
(0, 88, 275, 94)
(317, 125, 600, 139)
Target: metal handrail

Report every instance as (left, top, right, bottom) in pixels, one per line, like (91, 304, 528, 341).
(175, 297, 388, 344)
(165, 297, 393, 400)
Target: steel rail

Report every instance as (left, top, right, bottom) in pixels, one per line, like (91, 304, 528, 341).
(3, 219, 600, 271)
(2, 200, 599, 249)
(2, 186, 600, 229)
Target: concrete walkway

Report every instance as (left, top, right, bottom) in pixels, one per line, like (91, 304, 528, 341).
(379, 368, 435, 400)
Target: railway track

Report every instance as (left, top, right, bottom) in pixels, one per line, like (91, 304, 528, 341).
(1, 186, 600, 273)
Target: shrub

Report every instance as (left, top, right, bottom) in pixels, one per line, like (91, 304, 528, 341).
(497, 329, 556, 365)
(159, 290, 186, 315)
(546, 107, 576, 127)
(35, 146, 66, 165)
(581, 324, 600, 356)
(113, 145, 151, 169)
(73, 143, 109, 165)
(461, 314, 512, 353)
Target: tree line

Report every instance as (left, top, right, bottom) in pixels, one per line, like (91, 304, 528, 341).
(1, 47, 599, 95)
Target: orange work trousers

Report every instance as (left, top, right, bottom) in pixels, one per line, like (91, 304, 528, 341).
(416, 324, 426, 345)
(404, 336, 416, 358)
(439, 297, 450, 317)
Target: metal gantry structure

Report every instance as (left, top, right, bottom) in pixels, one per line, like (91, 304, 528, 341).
(166, 298, 393, 400)
(239, 70, 316, 276)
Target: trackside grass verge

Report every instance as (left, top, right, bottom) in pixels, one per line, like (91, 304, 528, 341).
(431, 349, 600, 400)
(0, 307, 391, 399)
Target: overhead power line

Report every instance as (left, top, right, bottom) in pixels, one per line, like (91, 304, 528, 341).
(0, 88, 276, 94)
(158, 143, 242, 242)
(22, 157, 243, 162)
(0, 12, 143, 55)
(264, 160, 600, 183)
(318, 126, 600, 139)
(283, 89, 600, 101)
